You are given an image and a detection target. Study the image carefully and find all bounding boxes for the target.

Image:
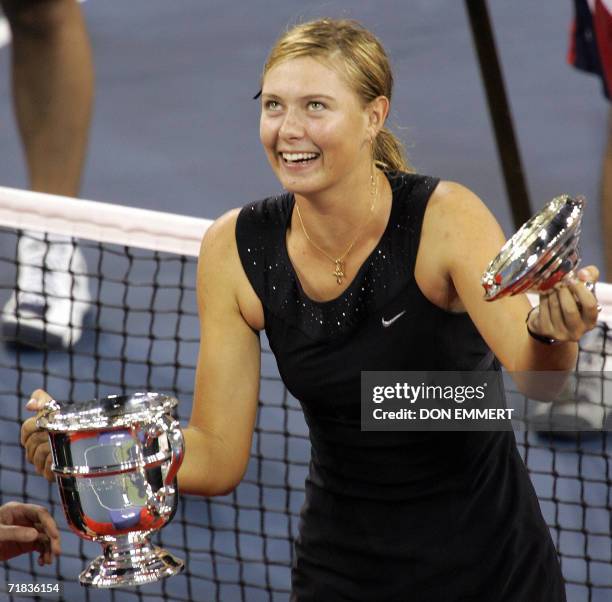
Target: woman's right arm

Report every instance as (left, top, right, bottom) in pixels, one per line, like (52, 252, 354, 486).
(178, 209, 261, 496)
(22, 210, 262, 497)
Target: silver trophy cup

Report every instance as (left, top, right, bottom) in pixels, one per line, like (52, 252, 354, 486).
(37, 392, 184, 588)
(480, 194, 602, 428)
(481, 194, 587, 300)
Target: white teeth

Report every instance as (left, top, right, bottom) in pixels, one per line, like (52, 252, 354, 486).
(281, 152, 319, 162)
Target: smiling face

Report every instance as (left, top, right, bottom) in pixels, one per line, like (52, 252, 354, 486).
(259, 56, 373, 197)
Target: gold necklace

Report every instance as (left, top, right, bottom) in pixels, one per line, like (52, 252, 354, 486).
(294, 167, 379, 285)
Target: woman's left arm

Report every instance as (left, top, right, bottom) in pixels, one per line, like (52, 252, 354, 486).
(429, 181, 599, 373)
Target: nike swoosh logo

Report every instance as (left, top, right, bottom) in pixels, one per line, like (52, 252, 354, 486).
(381, 310, 406, 328)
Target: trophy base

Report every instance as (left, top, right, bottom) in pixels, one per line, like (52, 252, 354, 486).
(79, 534, 184, 588)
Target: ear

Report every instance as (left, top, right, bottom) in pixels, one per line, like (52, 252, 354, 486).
(367, 96, 390, 139)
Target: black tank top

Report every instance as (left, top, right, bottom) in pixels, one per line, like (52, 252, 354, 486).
(236, 172, 566, 601)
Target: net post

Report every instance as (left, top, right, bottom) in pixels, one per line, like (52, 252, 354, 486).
(464, 0, 532, 228)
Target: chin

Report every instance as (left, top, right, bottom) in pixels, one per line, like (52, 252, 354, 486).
(277, 170, 328, 196)
(282, 181, 323, 197)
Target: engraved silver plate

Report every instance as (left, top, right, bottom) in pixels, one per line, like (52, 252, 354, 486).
(482, 195, 585, 300)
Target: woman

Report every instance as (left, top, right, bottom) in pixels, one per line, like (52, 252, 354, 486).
(23, 18, 600, 601)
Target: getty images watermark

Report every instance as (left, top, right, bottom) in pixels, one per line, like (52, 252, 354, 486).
(360, 371, 612, 432)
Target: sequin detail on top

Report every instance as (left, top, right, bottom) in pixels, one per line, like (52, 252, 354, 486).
(235, 172, 440, 341)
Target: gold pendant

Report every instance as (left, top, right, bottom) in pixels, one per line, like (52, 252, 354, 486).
(333, 259, 345, 285)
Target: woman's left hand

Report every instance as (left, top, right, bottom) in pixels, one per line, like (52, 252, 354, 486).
(527, 265, 601, 343)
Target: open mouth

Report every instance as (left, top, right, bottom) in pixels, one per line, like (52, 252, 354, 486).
(279, 152, 320, 165)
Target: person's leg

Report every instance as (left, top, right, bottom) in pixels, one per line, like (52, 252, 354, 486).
(1, 0, 93, 196)
(0, 0, 93, 348)
(601, 106, 612, 282)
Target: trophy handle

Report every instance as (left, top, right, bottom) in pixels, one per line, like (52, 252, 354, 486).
(159, 415, 184, 486)
(142, 414, 184, 520)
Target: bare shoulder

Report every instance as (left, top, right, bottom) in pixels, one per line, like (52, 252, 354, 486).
(425, 180, 506, 256)
(415, 180, 507, 311)
(199, 208, 241, 259)
(427, 180, 497, 225)
(198, 208, 264, 331)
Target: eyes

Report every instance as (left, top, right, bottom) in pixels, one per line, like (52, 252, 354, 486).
(263, 100, 326, 112)
(307, 101, 325, 111)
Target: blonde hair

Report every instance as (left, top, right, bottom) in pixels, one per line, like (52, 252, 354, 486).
(261, 18, 411, 173)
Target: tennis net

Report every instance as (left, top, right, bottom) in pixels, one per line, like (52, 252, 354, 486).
(0, 186, 610, 602)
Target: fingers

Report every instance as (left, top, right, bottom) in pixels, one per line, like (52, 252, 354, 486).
(567, 278, 599, 326)
(577, 265, 600, 283)
(556, 286, 583, 339)
(32, 439, 51, 471)
(21, 507, 60, 548)
(534, 271, 601, 342)
(0, 524, 38, 543)
(32, 530, 52, 566)
(534, 295, 556, 338)
(0, 526, 53, 565)
(21, 506, 60, 559)
(24, 431, 48, 465)
(24, 504, 62, 562)
(545, 290, 568, 337)
(21, 390, 55, 480)
(21, 388, 54, 448)
(20, 415, 41, 447)
(25, 389, 54, 413)
(1, 503, 58, 537)
(23, 432, 53, 480)
(43, 455, 55, 483)
(0, 503, 61, 564)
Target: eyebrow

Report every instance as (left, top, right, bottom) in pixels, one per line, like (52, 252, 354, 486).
(257, 93, 336, 101)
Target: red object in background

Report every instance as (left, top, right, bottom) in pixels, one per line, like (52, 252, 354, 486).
(568, 0, 612, 99)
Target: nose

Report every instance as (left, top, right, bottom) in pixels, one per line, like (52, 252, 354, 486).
(278, 107, 305, 140)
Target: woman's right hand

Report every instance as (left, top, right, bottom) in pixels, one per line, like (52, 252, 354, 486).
(20, 390, 54, 482)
